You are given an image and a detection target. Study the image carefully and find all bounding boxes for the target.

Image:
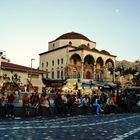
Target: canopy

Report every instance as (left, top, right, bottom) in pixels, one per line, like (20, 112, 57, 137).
(42, 78, 66, 87)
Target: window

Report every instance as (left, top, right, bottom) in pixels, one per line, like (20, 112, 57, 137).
(57, 70, 60, 79)
(69, 41, 72, 45)
(57, 59, 60, 65)
(52, 60, 54, 66)
(61, 58, 63, 64)
(46, 69, 48, 78)
(61, 70, 63, 79)
(53, 43, 55, 49)
(46, 62, 48, 67)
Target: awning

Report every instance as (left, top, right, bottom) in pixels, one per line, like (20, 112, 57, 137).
(42, 78, 66, 87)
(96, 82, 118, 89)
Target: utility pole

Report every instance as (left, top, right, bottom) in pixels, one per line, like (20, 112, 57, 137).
(29, 58, 35, 93)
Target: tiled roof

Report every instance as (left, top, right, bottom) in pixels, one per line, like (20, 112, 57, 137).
(1, 62, 45, 74)
(69, 46, 116, 57)
(100, 50, 110, 55)
(39, 45, 76, 55)
(55, 32, 91, 41)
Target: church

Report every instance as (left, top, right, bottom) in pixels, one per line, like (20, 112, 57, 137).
(39, 32, 116, 84)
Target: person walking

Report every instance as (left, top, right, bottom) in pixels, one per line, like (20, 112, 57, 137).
(92, 95, 104, 115)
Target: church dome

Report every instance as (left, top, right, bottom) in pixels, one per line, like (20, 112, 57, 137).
(55, 32, 90, 41)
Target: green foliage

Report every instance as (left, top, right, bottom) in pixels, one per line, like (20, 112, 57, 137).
(10, 73, 21, 87)
(108, 67, 114, 75)
(115, 66, 137, 76)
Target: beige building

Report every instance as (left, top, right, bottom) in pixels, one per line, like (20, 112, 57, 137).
(0, 52, 45, 93)
(39, 32, 117, 82)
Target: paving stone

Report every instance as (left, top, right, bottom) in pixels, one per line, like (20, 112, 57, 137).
(0, 113, 140, 139)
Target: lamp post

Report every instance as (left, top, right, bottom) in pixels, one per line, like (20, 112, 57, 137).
(0, 52, 2, 77)
(30, 58, 35, 93)
(0, 52, 2, 87)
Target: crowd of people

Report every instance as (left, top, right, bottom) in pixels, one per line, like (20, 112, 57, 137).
(0, 87, 139, 118)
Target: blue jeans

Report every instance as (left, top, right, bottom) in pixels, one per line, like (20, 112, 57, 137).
(92, 103, 102, 114)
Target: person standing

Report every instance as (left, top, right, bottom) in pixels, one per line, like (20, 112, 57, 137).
(7, 93, 15, 117)
(22, 93, 30, 116)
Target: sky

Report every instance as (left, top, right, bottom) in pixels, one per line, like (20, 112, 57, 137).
(0, 0, 140, 68)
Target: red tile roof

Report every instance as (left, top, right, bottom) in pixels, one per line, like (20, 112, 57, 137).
(1, 62, 45, 74)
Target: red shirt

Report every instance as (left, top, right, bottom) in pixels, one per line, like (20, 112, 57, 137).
(112, 96, 116, 104)
(7, 95, 15, 104)
(23, 96, 30, 104)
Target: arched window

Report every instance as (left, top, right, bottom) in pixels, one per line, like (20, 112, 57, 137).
(46, 62, 48, 67)
(52, 60, 54, 66)
(57, 70, 60, 79)
(61, 58, 63, 64)
(57, 59, 60, 65)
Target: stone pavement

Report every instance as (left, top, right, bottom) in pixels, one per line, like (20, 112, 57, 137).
(0, 113, 140, 140)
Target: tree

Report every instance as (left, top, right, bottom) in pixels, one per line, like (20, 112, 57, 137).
(10, 73, 21, 88)
(134, 60, 140, 72)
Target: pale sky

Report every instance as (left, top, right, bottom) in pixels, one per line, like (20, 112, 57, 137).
(0, 0, 140, 68)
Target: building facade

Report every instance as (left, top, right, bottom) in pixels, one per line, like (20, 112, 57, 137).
(39, 32, 116, 82)
(0, 52, 45, 93)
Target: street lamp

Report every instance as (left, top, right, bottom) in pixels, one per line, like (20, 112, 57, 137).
(0, 52, 2, 77)
(30, 58, 35, 93)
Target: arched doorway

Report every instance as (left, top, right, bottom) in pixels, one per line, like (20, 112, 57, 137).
(84, 55, 95, 79)
(105, 59, 115, 81)
(86, 71, 91, 79)
(96, 57, 104, 81)
(69, 53, 82, 79)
